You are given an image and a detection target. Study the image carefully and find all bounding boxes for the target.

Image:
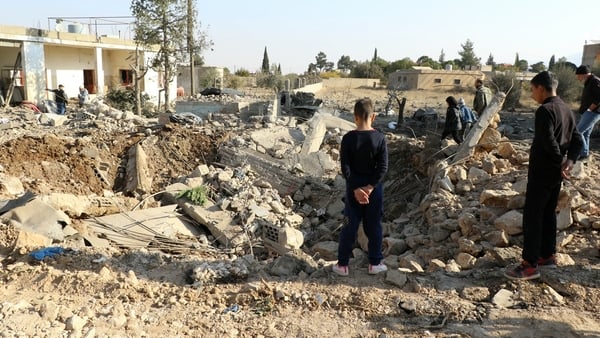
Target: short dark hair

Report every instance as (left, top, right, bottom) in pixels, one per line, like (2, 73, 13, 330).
(475, 79, 484, 86)
(575, 65, 591, 75)
(446, 96, 458, 107)
(530, 71, 557, 92)
(354, 98, 373, 121)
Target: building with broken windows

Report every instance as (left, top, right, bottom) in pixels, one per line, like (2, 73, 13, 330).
(0, 21, 172, 106)
(582, 40, 600, 68)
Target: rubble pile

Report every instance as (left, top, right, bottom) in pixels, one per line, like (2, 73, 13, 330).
(0, 87, 599, 337)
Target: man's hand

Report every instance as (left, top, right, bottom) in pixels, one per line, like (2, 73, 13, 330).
(561, 159, 574, 180)
(353, 187, 370, 204)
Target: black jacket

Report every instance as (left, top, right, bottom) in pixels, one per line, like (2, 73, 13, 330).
(529, 96, 583, 182)
(49, 89, 68, 104)
(443, 106, 462, 132)
(578, 74, 600, 114)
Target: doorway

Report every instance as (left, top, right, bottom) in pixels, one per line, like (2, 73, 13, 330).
(83, 69, 96, 94)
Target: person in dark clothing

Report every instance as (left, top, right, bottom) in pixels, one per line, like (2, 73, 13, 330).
(46, 84, 68, 115)
(333, 98, 389, 277)
(441, 96, 463, 144)
(504, 71, 583, 281)
(574, 65, 600, 160)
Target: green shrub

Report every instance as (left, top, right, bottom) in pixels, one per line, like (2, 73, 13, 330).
(177, 186, 208, 206)
(554, 65, 582, 104)
(491, 72, 522, 110)
(105, 88, 150, 112)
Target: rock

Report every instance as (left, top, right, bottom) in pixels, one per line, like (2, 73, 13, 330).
(0, 174, 24, 195)
(544, 285, 565, 305)
(481, 157, 497, 175)
(455, 252, 476, 269)
(270, 255, 301, 276)
(436, 176, 455, 193)
(39, 301, 60, 321)
(557, 232, 574, 247)
(65, 315, 87, 332)
(445, 259, 461, 273)
(491, 289, 517, 308)
(458, 212, 478, 235)
(479, 127, 501, 152)
(385, 269, 407, 287)
(458, 238, 482, 256)
(311, 241, 338, 261)
(511, 179, 528, 194)
(278, 227, 304, 249)
(573, 211, 591, 227)
(382, 237, 407, 256)
(190, 164, 210, 177)
(398, 253, 424, 272)
(427, 259, 445, 272)
(494, 210, 523, 235)
(468, 167, 491, 183)
(12, 229, 52, 249)
(556, 207, 572, 230)
(480, 189, 520, 208)
(484, 230, 510, 247)
(497, 141, 516, 159)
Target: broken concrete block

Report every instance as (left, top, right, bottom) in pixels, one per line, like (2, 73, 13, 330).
(479, 127, 502, 152)
(480, 189, 519, 208)
(481, 157, 497, 175)
(311, 241, 338, 261)
(39, 193, 91, 218)
(496, 142, 516, 160)
(13, 229, 52, 249)
(455, 252, 476, 269)
(427, 259, 446, 272)
(278, 227, 304, 249)
(573, 211, 590, 227)
(557, 207, 573, 230)
(494, 210, 523, 235)
(0, 174, 24, 196)
(468, 167, 491, 183)
(458, 212, 478, 236)
(492, 289, 517, 308)
(484, 230, 510, 247)
(3, 198, 69, 241)
(382, 237, 407, 256)
(125, 143, 152, 196)
(385, 269, 407, 287)
(398, 253, 424, 272)
(458, 238, 482, 256)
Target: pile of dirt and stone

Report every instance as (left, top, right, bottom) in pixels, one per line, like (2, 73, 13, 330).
(0, 87, 599, 338)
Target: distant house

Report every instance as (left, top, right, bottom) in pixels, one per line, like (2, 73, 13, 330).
(582, 40, 600, 68)
(387, 66, 484, 90)
(0, 23, 174, 106)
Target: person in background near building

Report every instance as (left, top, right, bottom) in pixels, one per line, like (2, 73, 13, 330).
(333, 98, 389, 277)
(78, 85, 89, 108)
(473, 78, 493, 115)
(574, 65, 600, 161)
(441, 96, 463, 144)
(458, 97, 477, 139)
(504, 71, 583, 281)
(46, 84, 68, 115)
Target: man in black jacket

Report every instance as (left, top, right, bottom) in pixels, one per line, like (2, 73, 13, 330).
(504, 71, 583, 280)
(574, 65, 600, 160)
(46, 84, 68, 115)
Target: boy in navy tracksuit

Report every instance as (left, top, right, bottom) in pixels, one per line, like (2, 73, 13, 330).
(333, 98, 389, 276)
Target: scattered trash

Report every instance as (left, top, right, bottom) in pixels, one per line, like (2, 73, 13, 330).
(387, 121, 397, 129)
(223, 304, 240, 314)
(29, 247, 65, 260)
(92, 256, 108, 264)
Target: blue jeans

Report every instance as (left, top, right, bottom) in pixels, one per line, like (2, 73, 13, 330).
(577, 110, 600, 157)
(56, 101, 66, 115)
(337, 183, 384, 266)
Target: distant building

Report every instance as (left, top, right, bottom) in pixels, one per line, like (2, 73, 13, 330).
(387, 67, 484, 90)
(582, 40, 600, 67)
(0, 22, 173, 106)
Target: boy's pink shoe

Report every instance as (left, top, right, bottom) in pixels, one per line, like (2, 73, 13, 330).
(332, 264, 349, 276)
(368, 263, 388, 275)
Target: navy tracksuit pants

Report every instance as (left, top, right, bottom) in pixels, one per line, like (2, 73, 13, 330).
(337, 183, 384, 266)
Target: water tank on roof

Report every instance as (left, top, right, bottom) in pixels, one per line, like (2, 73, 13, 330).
(445, 64, 453, 71)
(67, 23, 84, 34)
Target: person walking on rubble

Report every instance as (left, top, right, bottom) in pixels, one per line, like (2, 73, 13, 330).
(504, 71, 583, 281)
(333, 98, 389, 277)
(46, 84, 68, 115)
(441, 96, 463, 144)
(473, 78, 493, 115)
(78, 85, 89, 108)
(574, 65, 600, 161)
(458, 97, 477, 139)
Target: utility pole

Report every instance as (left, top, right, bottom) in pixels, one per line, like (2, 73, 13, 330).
(187, 0, 195, 96)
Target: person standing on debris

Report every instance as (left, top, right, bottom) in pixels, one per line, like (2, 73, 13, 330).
(77, 85, 89, 108)
(46, 84, 68, 114)
(574, 65, 600, 161)
(441, 96, 463, 144)
(333, 98, 388, 277)
(504, 71, 583, 281)
(458, 97, 477, 138)
(473, 79, 493, 115)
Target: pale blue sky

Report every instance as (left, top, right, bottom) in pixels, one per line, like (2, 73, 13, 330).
(1, 0, 598, 74)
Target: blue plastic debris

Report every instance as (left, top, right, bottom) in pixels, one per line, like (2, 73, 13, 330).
(223, 304, 240, 314)
(29, 247, 65, 261)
